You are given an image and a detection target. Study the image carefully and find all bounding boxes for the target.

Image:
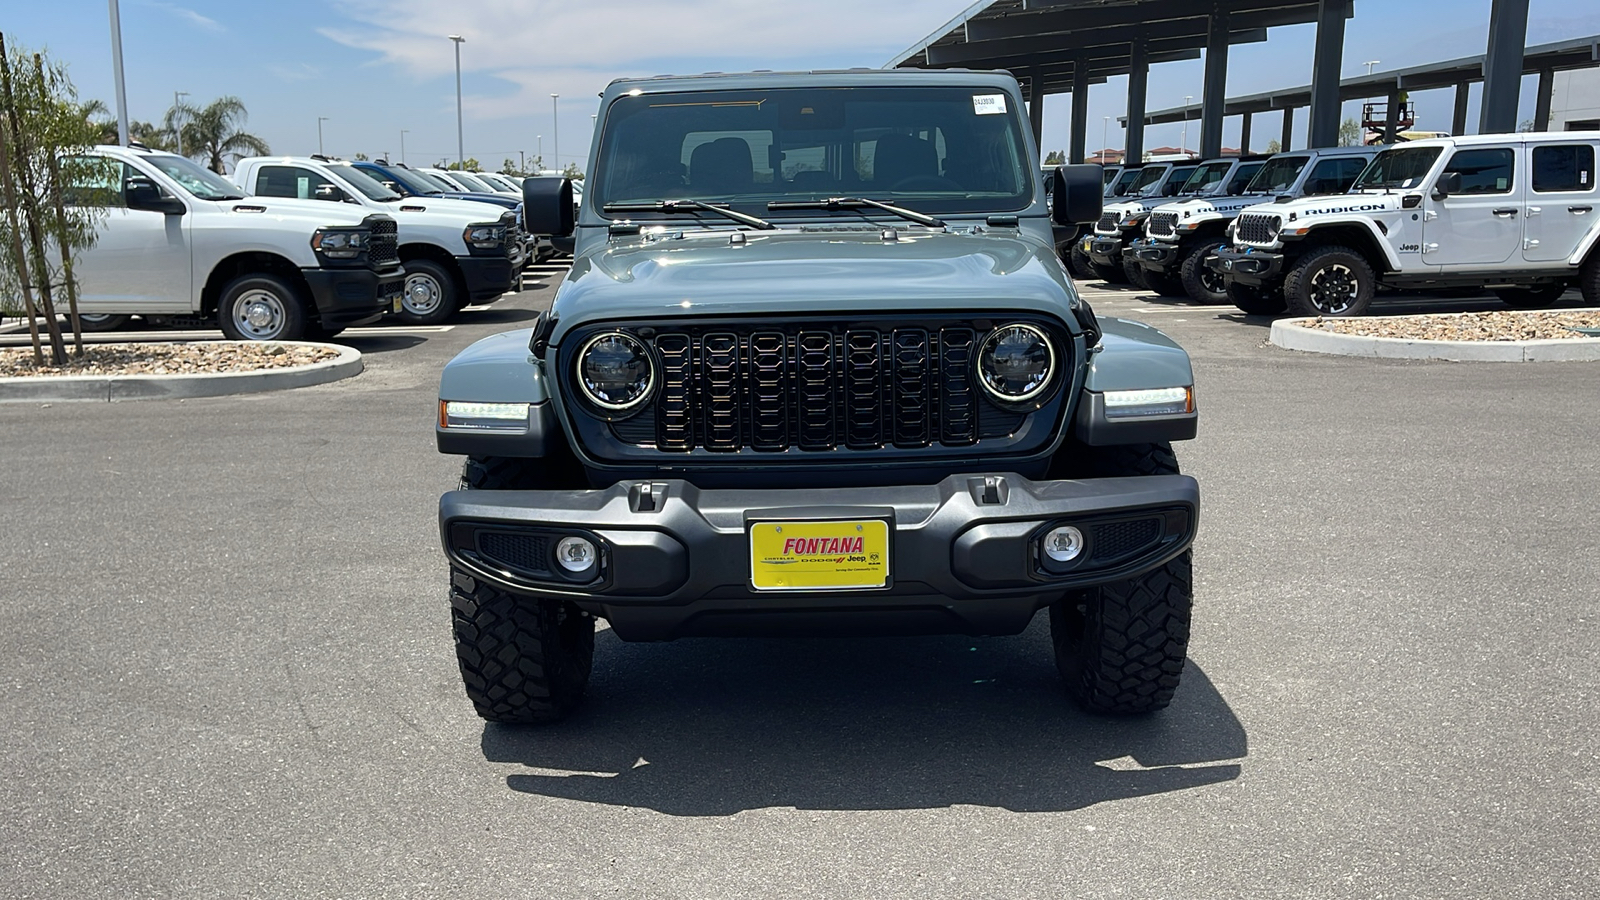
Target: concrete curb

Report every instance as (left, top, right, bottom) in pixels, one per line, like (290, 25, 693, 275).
(0, 341, 363, 403)
(1270, 316, 1600, 363)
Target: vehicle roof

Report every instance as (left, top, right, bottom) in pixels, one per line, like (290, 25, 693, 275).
(1281, 145, 1381, 157)
(239, 156, 357, 168)
(1376, 130, 1600, 150)
(601, 68, 1021, 98)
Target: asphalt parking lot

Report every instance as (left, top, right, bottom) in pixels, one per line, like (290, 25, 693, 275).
(2, 266, 1597, 899)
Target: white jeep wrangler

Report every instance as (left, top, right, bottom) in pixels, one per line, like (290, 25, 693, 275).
(1129, 147, 1374, 305)
(1211, 132, 1600, 316)
(1082, 160, 1199, 284)
(233, 156, 524, 325)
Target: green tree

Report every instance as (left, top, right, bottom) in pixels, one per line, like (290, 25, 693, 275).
(1338, 117, 1363, 147)
(1263, 139, 1282, 154)
(80, 99, 168, 149)
(352, 151, 369, 161)
(1044, 149, 1065, 165)
(561, 162, 583, 180)
(446, 158, 483, 172)
(175, 96, 269, 173)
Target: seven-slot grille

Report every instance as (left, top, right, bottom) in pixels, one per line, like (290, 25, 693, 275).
(584, 321, 1052, 454)
(1235, 212, 1280, 244)
(366, 217, 398, 265)
(1094, 211, 1120, 234)
(1148, 211, 1179, 238)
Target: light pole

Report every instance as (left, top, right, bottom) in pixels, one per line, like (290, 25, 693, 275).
(317, 116, 329, 155)
(108, 0, 130, 145)
(400, 129, 409, 164)
(173, 91, 188, 156)
(449, 35, 466, 167)
(1364, 60, 1381, 76)
(1181, 95, 1193, 155)
(519, 150, 526, 174)
(551, 94, 560, 175)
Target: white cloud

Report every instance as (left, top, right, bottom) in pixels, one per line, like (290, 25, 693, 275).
(144, 1, 226, 33)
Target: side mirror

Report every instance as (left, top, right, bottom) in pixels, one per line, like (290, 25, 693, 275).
(1051, 164, 1103, 226)
(313, 183, 347, 202)
(522, 176, 574, 237)
(1432, 171, 1461, 201)
(125, 177, 185, 215)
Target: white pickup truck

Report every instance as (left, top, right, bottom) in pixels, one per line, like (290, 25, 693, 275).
(233, 156, 523, 325)
(62, 144, 402, 341)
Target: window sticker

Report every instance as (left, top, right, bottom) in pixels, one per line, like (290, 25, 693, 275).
(973, 94, 1007, 115)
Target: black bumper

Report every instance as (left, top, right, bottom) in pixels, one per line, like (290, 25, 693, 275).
(457, 255, 516, 303)
(1087, 235, 1127, 265)
(1209, 246, 1286, 286)
(439, 472, 1199, 641)
(1130, 237, 1181, 271)
(301, 264, 403, 328)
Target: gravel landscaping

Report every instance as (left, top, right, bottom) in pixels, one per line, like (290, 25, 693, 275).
(1307, 309, 1600, 342)
(0, 342, 341, 378)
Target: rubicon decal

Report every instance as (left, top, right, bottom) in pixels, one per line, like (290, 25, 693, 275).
(1300, 203, 1390, 216)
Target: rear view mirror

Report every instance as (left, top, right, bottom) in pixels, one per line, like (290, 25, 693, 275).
(1432, 171, 1461, 201)
(1051, 164, 1103, 226)
(523, 177, 575, 237)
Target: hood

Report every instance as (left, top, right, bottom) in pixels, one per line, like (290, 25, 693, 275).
(387, 196, 514, 223)
(1242, 193, 1406, 219)
(1154, 194, 1273, 218)
(208, 196, 378, 227)
(548, 227, 1075, 340)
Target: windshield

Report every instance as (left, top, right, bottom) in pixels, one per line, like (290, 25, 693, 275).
(592, 85, 1034, 216)
(1178, 161, 1234, 195)
(408, 170, 456, 192)
(1126, 165, 1170, 196)
(144, 154, 244, 200)
(331, 165, 402, 201)
(1143, 165, 1196, 197)
(449, 171, 495, 192)
(1246, 155, 1309, 194)
(1109, 167, 1142, 195)
(1354, 146, 1443, 190)
(381, 167, 442, 195)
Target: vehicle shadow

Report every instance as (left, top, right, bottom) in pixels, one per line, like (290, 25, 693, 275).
(456, 307, 541, 326)
(484, 623, 1245, 816)
(337, 334, 428, 354)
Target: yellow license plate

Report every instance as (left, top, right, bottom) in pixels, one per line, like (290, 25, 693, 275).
(749, 520, 889, 592)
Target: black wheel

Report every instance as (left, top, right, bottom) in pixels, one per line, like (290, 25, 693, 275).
(1067, 241, 1098, 280)
(217, 273, 308, 341)
(1122, 257, 1151, 290)
(1179, 239, 1229, 304)
(1091, 261, 1127, 284)
(1046, 442, 1192, 714)
(1582, 253, 1600, 306)
(1494, 284, 1569, 309)
(450, 567, 595, 724)
(75, 313, 131, 332)
(1143, 268, 1188, 298)
(1283, 246, 1376, 317)
(1226, 280, 1287, 316)
(396, 258, 459, 325)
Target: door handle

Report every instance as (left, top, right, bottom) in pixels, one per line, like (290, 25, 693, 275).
(1571, 206, 1593, 214)
(1491, 208, 1518, 217)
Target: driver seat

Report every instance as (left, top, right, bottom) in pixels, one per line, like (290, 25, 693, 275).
(872, 134, 938, 188)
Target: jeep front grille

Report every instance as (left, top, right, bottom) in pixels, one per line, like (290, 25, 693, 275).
(1236, 213, 1280, 245)
(1148, 212, 1179, 238)
(1094, 212, 1119, 235)
(366, 216, 398, 266)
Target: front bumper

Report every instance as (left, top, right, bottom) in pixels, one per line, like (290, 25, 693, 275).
(1087, 235, 1127, 265)
(301, 263, 403, 328)
(457, 255, 516, 303)
(1130, 237, 1181, 271)
(1209, 246, 1286, 285)
(440, 472, 1199, 641)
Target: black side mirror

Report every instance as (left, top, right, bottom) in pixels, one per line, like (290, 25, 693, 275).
(313, 183, 347, 202)
(1051, 164, 1103, 226)
(522, 176, 574, 237)
(125, 176, 185, 215)
(1432, 171, 1461, 201)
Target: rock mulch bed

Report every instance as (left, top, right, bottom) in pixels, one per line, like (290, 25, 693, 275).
(0, 342, 340, 378)
(1308, 310, 1600, 342)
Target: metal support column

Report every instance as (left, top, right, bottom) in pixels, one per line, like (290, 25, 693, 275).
(1070, 57, 1090, 164)
(1201, 5, 1230, 159)
(1384, 86, 1403, 143)
(1281, 107, 1295, 150)
(1027, 66, 1045, 150)
(1125, 41, 1149, 164)
(1240, 112, 1253, 155)
(1479, 0, 1530, 134)
(1534, 68, 1554, 131)
(1453, 83, 1471, 135)
(1308, 0, 1351, 148)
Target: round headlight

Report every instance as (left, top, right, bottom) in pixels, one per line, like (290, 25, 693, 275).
(977, 323, 1056, 403)
(576, 332, 655, 412)
(1264, 216, 1282, 240)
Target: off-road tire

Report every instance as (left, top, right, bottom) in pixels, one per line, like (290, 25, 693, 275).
(1142, 267, 1188, 298)
(1047, 440, 1192, 714)
(397, 258, 459, 326)
(449, 567, 595, 724)
(1179, 239, 1229, 304)
(1284, 246, 1376, 317)
(1122, 257, 1151, 290)
(1494, 284, 1569, 309)
(1226, 280, 1287, 316)
(217, 273, 308, 341)
(1582, 253, 1600, 306)
(1067, 240, 1098, 280)
(1091, 260, 1127, 284)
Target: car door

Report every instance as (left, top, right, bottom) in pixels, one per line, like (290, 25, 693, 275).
(64, 155, 192, 314)
(1523, 142, 1597, 263)
(250, 164, 347, 203)
(1422, 144, 1523, 269)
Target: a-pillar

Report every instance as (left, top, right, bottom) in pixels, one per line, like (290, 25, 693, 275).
(1281, 107, 1296, 150)
(1200, 4, 1230, 158)
(1125, 40, 1149, 163)
(1308, 0, 1351, 148)
(1452, 82, 1471, 135)
(1479, 0, 1530, 134)
(1070, 56, 1091, 163)
(1240, 112, 1253, 155)
(1027, 66, 1045, 150)
(1534, 68, 1554, 131)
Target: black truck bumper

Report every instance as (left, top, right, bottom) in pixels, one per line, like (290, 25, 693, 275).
(1087, 235, 1127, 265)
(457, 255, 516, 303)
(439, 472, 1199, 641)
(302, 264, 404, 328)
(1209, 246, 1286, 286)
(1130, 237, 1181, 271)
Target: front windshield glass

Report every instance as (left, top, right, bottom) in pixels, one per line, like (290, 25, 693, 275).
(410, 170, 458, 192)
(332, 165, 402, 201)
(1144, 165, 1196, 196)
(1126, 165, 1169, 195)
(1179, 161, 1234, 194)
(1110, 167, 1142, 195)
(383, 167, 442, 194)
(1354, 146, 1443, 190)
(1246, 155, 1309, 193)
(144, 154, 244, 200)
(592, 85, 1034, 216)
(451, 171, 495, 192)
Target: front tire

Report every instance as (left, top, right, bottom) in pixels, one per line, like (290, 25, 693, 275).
(1122, 257, 1151, 290)
(450, 567, 595, 724)
(397, 258, 458, 325)
(1283, 246, 1376, 317)
(217, 274, 308, 341)
(1494, 284, 1568, 309)
(1226, 280, 1287, 316)
(1179, 239, 1229, 304)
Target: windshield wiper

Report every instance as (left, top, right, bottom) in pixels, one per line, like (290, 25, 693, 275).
(603, 199, 774, 230)
(767, 197, 945, 228)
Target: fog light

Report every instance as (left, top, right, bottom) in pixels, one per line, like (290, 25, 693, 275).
(1043, 526, 1085, 563)
(555, 536, 597, 573)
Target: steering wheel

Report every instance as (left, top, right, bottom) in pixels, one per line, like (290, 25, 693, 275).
(889, 175, 963, 192)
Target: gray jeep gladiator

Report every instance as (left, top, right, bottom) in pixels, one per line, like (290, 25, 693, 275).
(434, 70, 1201, 723)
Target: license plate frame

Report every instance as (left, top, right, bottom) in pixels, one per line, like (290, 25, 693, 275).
(748, 518, 891, 592)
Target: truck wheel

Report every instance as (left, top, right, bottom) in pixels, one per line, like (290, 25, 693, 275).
(1283, 246, 1376, 317)
(1179, 239, 1229, 304)
(217, 274, 308, 341)
(397, 259, 458, 325)
(1494, 285, 1568, 309)
(1142, 269, 1187, 298)
(1090, 261, 1126, 284)
(1048, 441, 1192, 714)
(1582, 253, 1600, 306)
(75, 313, 131, 332)
(1226, 280, 1287, 316)
(1122, 257, 1151, 290)
(449, 566, 595, 724)
(1067, 241, 1097, 280)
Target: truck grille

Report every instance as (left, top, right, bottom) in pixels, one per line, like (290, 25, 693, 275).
(1148, 212, 1179, 238)
(1094, 212, 1119, 235)
(1236, 213, 1280, 245)
(576, 318, 1060, 455)
(366, 216, 398, 266)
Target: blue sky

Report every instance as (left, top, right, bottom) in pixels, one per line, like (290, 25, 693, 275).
(8, 1, 1600, 172)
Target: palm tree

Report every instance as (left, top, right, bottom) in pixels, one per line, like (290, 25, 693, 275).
(79, 99, 169, 149)
(180, 96, 268, 173)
